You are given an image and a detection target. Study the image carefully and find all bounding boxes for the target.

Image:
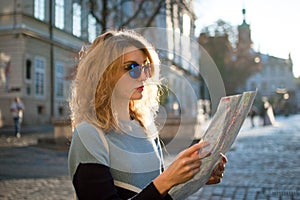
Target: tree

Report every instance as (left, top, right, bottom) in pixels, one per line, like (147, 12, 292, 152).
(198, 19, 261, 95)
(87, 0, 196, 34)
(87, 0, 166, 33)
(201, 19, 238, 48)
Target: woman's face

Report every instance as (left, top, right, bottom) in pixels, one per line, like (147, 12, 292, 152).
(113, 46, 150, 101)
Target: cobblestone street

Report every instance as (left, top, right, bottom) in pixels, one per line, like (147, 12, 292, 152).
(188, 114, 300, 200)
(0, 115, 300, 200)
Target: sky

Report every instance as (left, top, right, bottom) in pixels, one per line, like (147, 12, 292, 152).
(194, 0, 300, 78)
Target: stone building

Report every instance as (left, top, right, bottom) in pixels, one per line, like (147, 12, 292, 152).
(237, 10, 297, 114)
(0, 0, 201, 127)
(198, 8, 297, 115)
(244, 54, 297, 114)
(0, 0, 94, 126)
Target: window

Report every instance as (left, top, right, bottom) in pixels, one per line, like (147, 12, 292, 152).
(37, 105, 45, 115)
(182, 13, 191, 36)
(25, 59, 32, 80)
(55, 62, 64, 98)
(34, 57, 45, 97)
(55, 0, 65, 29)
(58, 106, 64, 116)
(34, 0, 45, 21)
(26, 86, 31, 95)
(73, 3, 82, 37)
(88, 14, 97, 43)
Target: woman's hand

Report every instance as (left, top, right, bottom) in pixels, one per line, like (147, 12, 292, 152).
(206, 153, 227, 185)
(153, 141, 211, 195)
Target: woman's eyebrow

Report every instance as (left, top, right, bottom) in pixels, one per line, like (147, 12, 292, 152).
(123, 56, 149, 64)
(123, 60, 148, 65)
(123, 60, 138, 65)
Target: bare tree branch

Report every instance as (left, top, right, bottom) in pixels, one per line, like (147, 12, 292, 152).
(89, 0, 104, 28)
(120, 1, 147, 27)
(144, 0, 166, 27)
(101, 0, 108, 32)
(88, 0, 166, 33)
(109, 0, 131, 13)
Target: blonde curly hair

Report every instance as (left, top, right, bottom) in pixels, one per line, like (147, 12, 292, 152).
(69, 30, 161, 134)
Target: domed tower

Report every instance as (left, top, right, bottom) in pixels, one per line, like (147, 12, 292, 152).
(237, 8, 252, 54)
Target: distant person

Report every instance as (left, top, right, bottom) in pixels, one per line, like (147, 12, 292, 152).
(249, 105, 257, 127)
(282, 93, 290, 117)
(10, 97, 25, 138)
(260, 97, 275, 126)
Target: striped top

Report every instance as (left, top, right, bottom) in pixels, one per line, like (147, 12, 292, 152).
(68, 120, 171, 199)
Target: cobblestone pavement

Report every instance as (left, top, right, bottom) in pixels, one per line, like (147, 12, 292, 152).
(0, 115, 300, 200)
(0, 128, 75, 200)
(187, 115, 300, 200)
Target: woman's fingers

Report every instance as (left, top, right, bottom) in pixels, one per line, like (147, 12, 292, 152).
(206, 154, 227, 185)
(179, 155, 202, 169)
(212, 165, 224, 178)
(180, 141, 211, 158)
(175, 141, 212, 179)
(179, 159, 202, 180)
(206, 176, 221, 184)
(206, 168, 223, 185)
(160, 141, 215, 187)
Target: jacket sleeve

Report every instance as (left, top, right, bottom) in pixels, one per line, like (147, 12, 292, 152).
(73, 163, 173, 200)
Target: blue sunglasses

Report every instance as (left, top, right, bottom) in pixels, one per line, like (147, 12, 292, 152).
(124, 62, 152, 79)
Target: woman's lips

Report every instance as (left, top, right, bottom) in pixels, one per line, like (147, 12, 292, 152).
(136, 86, 144, 91)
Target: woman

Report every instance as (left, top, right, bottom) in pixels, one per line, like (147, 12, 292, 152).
(68, 30, 226, 199)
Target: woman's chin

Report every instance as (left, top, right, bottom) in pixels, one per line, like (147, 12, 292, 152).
(130, 93, 143, 100)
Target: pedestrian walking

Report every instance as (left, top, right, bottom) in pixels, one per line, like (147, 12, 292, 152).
(68, 30, 227, 199)
(249, 105, 258, 127)
(260, 97, 275, 126)
(10, 97, 25, 138)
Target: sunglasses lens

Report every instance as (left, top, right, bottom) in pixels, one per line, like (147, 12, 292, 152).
(128, 63, 141, 79)
(126, 63, 152, 79)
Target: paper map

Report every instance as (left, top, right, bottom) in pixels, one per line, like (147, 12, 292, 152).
(169, 90, 257, 200)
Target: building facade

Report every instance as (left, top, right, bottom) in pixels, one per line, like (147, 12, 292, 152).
(0, 0, 201, 127)
(198, 8, 297, 115)
(153, 0, 201, 118)
(238, 10, 297, 114)
(0, 0, 95, 126)
(244, 54, 297, 114)
(112, 0, 201, 119)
